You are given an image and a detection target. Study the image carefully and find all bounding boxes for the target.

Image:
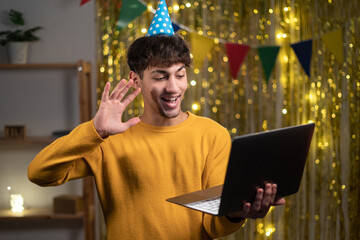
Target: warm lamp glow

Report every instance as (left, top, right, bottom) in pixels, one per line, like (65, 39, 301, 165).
(10, 194, 24, 213)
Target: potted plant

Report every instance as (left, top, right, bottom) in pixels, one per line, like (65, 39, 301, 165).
(0, 9, 42, 64)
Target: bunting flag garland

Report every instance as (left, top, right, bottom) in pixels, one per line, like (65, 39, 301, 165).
(116, 0, 147, 30)
(190, 33, 214, 69)
(322, 28, 344, 63)
(225, 43, 250, 79)
(291, 39, 313, 77)
(257, 46, 280, 83)
(111, 2, 346, 81)
(80, 0, 91, 6)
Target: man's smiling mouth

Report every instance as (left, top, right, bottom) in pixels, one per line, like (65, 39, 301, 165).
(161, 96, 178, 104)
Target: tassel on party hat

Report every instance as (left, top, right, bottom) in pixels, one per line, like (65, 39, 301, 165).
(147, 1, 174, 36)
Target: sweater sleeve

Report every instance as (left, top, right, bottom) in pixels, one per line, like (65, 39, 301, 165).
(202, 126, 245, 238)
(28, 120, 104, 187)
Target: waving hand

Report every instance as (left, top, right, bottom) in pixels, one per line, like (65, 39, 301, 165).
(93, 79, 141, 138)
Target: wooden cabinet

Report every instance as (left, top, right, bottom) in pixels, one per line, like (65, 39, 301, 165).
(0, 61, 95, 240)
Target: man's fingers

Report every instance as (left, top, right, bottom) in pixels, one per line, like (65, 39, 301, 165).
(123, 117, 141, 130)
(114, 79, 135, 101)
(101, 82, 111, 102)
(109, 79, 127, 100)
(121, 87, 141, 107)
(243, 203, 251, 217)
(261, 184, 274, 208)
(270, 184, 277, 204)
(274, 197, 286, 206)
(247, 188, 263, 217)
(253, 188, 263, 211)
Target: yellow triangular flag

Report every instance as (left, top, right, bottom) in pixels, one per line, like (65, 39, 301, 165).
(190, 32, 214, 69)
(322, 28, 344, 63)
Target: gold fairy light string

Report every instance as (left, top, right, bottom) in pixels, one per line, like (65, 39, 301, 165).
(95, 0, 360, 239)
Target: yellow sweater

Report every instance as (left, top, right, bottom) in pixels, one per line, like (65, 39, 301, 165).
(28, 112, 244, 239)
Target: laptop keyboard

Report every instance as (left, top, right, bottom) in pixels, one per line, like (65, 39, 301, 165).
(184, 196, 221, 215)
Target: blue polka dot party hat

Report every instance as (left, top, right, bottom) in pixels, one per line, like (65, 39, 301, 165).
(147, 1, 174, 36)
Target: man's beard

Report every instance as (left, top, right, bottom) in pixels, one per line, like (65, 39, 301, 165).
(159, 107, 181, 119)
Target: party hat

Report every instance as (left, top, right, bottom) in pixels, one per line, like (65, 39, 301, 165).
(147, 1, 174, 36)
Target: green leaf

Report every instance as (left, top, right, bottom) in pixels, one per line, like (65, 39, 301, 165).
(9, 9, 24, 26)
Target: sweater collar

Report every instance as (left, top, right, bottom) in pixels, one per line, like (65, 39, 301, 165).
(136, 111, 195, 133)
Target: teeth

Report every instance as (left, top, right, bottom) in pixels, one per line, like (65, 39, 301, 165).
(163, 97, 177, 101)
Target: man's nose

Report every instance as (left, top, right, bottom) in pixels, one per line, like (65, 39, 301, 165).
(165, 76, 178, 92)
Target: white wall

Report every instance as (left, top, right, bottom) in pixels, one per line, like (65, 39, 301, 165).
(0, 0, 97, 239)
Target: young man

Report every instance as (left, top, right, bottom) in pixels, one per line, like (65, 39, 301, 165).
(28, 33, 284, 239)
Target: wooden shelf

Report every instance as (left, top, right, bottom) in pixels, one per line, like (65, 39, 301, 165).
(0, 63, 79, 70)
(0, 208, 83, 220)
(0, 137, 57, 145)
(0, 60, 95, 239)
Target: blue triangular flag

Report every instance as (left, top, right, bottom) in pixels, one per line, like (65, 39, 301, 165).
(147, 1, 174, 36)
(291, 39, 313, 77)
(172, 22, 181, 32)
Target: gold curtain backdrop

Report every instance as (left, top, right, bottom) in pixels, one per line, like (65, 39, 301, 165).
(95, 0, 359, 239)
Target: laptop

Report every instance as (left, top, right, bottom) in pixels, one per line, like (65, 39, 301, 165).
(166, 123, 315, 216)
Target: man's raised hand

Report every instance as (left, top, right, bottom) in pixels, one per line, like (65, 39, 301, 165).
(93, 79, 141, 138)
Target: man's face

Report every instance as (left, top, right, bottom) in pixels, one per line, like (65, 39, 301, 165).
(136, 63, 188, 120)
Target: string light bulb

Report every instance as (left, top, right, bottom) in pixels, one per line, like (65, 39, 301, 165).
(173, 4, 180, 11)
(192, 103, 200, 111)
(265, 227, 276, 236)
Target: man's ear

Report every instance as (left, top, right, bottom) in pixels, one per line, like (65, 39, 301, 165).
(129, 71, 140, 88)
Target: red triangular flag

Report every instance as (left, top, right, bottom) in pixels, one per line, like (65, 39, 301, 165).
(80, 0, 91, 6)
(225, 43, 250, 79)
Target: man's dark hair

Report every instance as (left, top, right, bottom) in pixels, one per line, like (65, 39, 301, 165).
(127, 34, 191, 78)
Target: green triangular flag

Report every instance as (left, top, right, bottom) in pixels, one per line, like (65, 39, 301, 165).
(257, 46, 280, 83)
(116, 0, 147, 30)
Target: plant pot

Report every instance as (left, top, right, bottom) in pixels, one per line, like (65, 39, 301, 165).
(7, 42, 29, 64)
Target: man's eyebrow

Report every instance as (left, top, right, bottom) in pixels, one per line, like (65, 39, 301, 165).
(176, 65, 186, 72)
(150, 65, 186, 75)
(151, 69, 168, 75)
